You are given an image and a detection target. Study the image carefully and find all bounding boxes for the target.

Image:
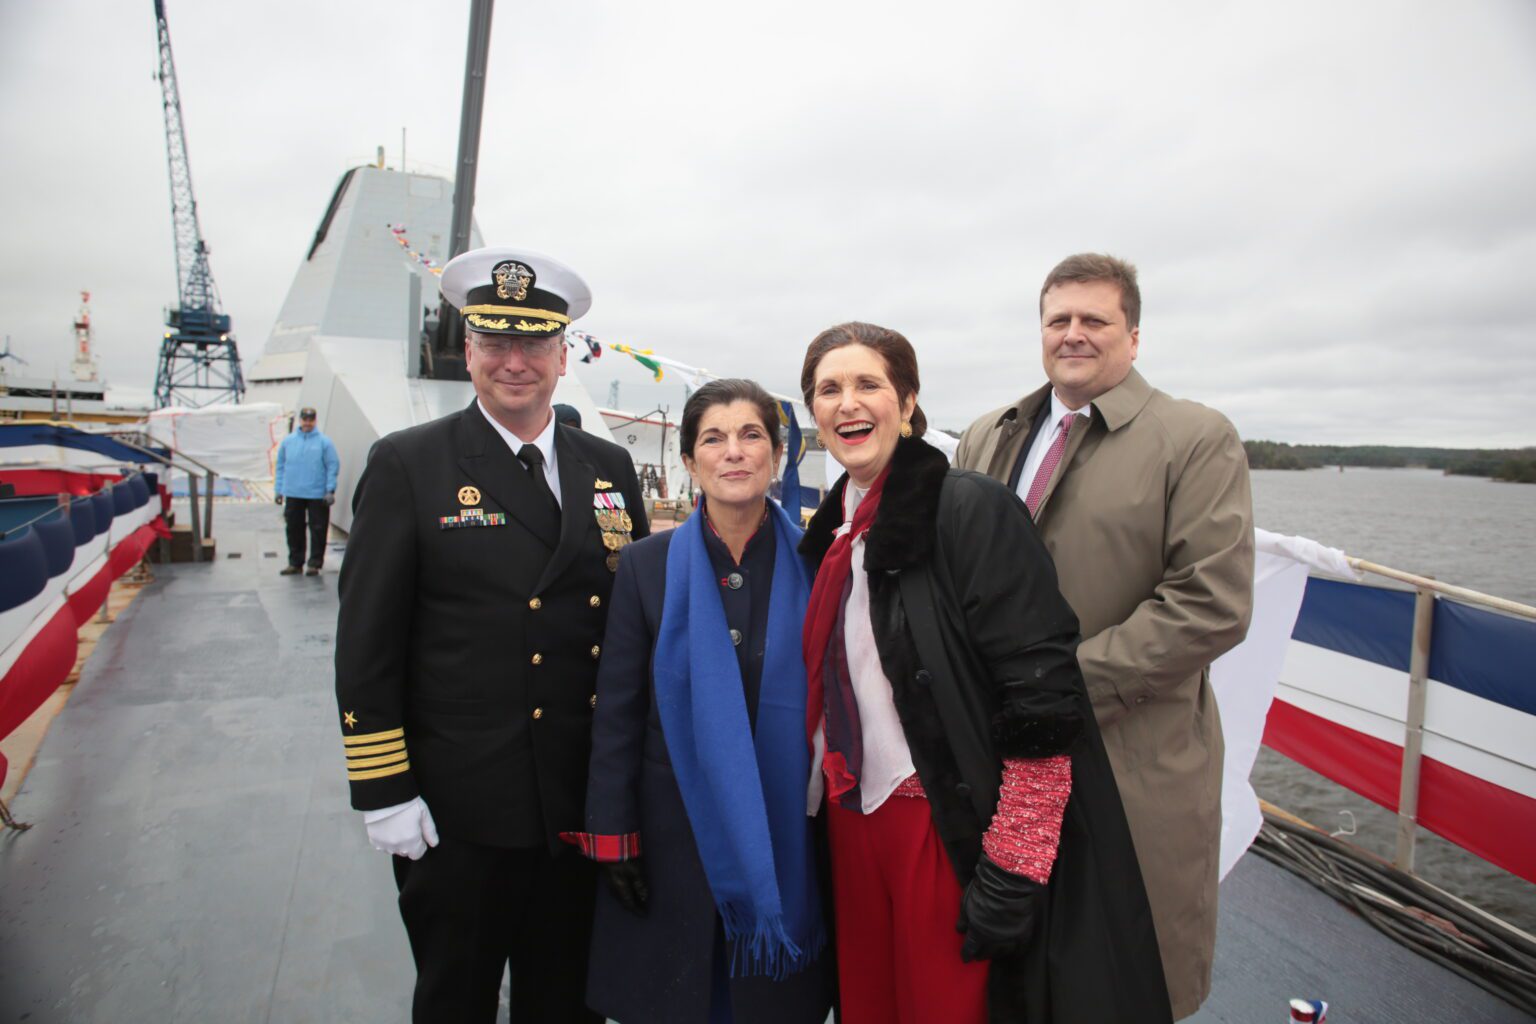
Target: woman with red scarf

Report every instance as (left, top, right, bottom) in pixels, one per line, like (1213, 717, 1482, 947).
(799, 323, 1170, 1024)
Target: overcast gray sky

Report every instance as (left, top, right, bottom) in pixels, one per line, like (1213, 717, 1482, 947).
(3, 0, 1533, 445)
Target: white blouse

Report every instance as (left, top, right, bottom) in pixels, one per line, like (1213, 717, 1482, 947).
(806, 481, 918, 815)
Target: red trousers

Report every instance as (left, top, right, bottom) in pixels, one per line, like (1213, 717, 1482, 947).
(827, 795, 989, 1024)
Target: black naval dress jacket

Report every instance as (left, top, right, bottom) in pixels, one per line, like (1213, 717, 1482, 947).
(335, 399, 648, 851)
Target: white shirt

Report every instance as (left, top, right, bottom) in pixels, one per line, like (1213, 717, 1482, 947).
(1014, 389, 1091, 505)
(477, 400, 561, 508)
(806, 481, 919, 816)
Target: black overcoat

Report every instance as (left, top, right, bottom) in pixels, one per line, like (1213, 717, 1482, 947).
(800, 437, 1171, 1024)
(582, 527, 834, 1024)
(334, 399, 648, 850)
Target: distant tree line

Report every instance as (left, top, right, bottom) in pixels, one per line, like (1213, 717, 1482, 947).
(1243, 441, 1536, 483)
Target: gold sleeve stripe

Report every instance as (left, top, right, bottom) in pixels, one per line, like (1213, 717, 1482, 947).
(345, 751, 410, 770)
(346, 739, 406, 758)
(459, 304, 571, 324)
(348, 761, 412, 781)
(343, 727, 405, 746)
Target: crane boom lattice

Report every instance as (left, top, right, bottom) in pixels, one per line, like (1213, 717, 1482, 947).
(151, 0, 244, 408)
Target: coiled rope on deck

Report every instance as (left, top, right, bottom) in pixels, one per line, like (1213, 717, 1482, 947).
(1252, 810, 1536, 1014)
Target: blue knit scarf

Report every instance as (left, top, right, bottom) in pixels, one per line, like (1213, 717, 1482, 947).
(654, 499, 826, 978)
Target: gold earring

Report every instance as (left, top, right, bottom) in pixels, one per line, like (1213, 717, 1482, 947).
(815, 434, 826, 449)
(899, 421, 913, 438)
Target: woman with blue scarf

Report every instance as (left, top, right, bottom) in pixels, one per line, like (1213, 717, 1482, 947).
(566, 379, 833, 1024)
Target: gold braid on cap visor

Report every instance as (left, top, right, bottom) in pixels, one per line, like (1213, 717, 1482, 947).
(460, 305, 570, 324)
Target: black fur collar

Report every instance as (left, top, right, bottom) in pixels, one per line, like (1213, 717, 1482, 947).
(798, 437, 950, 572)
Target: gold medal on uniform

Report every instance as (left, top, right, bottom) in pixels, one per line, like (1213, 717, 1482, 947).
(593, 486, 632, 562)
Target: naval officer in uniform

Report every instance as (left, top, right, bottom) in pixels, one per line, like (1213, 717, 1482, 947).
(334, 247, 648, 1022)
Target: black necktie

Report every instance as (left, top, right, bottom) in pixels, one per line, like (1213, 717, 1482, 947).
(517, 443, 561, 522)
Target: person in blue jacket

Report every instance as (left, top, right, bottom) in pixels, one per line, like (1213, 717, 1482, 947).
(274, 407, 339, 575)
(568, 378, 833, 1024)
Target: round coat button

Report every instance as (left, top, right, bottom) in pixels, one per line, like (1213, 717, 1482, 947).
(528, 597, 542, 610)
(914, 669, 933, 686)
(727, 572, 744, 590)
(729, 629, 743, 646)
(589, 694, 597, 708)
(589, 595, 601, 608)
(531, 653, 543, 665)
(532, 708, 543, 720)
(590, 645, 602, 659)
(955, 782, 972, 797)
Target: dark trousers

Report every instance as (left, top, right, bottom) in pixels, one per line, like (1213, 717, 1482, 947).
(392, 835, 603, 1024)
(282, 497, 329, 568)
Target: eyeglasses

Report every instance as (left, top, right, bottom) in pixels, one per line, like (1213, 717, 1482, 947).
(472, 336, 561, 360)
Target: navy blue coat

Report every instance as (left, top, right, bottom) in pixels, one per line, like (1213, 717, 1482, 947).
(335, 400, 647, 849)
(583, 522, 834, 1024)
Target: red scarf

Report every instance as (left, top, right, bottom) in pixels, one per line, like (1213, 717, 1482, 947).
(802, 467, 889, 801)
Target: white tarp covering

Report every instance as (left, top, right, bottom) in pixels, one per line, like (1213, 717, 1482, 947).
(145, 402, 286, 481)
(1210, 528, 1362, 878)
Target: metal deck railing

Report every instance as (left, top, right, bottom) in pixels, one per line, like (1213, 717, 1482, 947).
(1341, 557, 1536, 874)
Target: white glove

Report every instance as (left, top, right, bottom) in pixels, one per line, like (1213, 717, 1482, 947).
(362, 796, 440, 860)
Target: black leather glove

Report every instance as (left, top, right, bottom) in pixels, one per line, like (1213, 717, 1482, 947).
(957, 854, 1044, 962)
(275, 495, 284, 506)
(602, 859, 649, 917)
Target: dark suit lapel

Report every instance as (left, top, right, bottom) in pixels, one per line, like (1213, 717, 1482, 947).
(992, 385, 1050, 486)
(455, 401, 561, 550)
(1005, 400, 1051, 492)
(535, 425, 597, 593)
(1032, 370, 1151, 523)
(1033, 410, 1094, 523)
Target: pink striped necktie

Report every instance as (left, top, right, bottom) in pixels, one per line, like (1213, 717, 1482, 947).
(1024, 413, 1079, 517)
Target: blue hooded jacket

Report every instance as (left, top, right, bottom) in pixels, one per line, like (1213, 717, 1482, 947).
(275, 428, 339, 499)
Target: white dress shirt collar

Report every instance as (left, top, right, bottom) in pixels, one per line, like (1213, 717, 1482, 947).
(1015, 389, 1092, 504)
(476, 401, 562, 507)
(1049, 387, 1093, 424)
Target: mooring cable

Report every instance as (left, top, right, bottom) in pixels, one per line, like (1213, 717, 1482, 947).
(1251, 810, 1536, 1015)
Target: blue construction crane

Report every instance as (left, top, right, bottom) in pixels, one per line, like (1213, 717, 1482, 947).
(151, 0, 244, 408)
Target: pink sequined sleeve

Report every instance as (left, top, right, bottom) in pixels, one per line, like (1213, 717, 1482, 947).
(981, 755, 1071, 884)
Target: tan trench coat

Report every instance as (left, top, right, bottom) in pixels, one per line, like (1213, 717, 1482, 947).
(956, 367, 1254, 1019)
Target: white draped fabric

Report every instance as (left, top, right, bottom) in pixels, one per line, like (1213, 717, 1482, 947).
(1210, 529, 1360, 877)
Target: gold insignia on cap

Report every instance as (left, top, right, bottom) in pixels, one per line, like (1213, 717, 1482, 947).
(458, 486, 482, 506)
(594, 479, 613, 490)
(493, 260, 534, 301)
(466, 313, 511, 331)
(343, 711, 358, 729)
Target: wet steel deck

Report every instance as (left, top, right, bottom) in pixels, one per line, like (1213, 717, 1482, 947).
(0, 505, 1527, 1023)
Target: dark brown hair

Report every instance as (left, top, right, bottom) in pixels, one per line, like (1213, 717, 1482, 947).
(799, 322, 927, 438)
(1039, 253, 1141, 329)
(679, 378, 782, 457)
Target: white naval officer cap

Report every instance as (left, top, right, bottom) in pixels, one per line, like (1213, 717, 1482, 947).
(439, 247, 593, 337)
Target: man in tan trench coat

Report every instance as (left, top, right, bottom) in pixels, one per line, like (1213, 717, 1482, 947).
(955, 253, 1254, 1019)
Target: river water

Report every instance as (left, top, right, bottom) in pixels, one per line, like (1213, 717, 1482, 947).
(1247, 467, 1536, 933)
